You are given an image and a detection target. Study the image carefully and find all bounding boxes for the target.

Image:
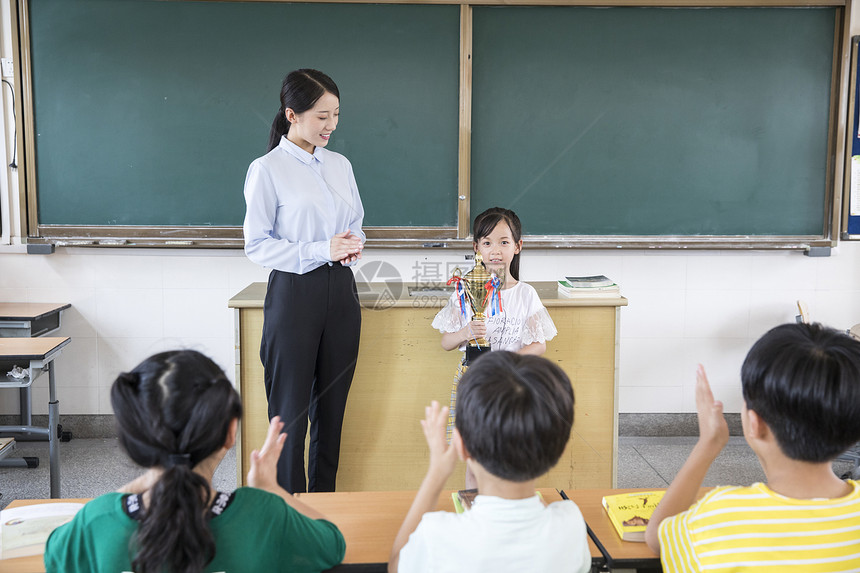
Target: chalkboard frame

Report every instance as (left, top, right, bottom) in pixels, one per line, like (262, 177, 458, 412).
(843, 35, 860, 240)
(12, 0, 852, 250)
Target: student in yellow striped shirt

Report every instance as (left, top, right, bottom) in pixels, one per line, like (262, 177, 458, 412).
(645, 322, 860, 572)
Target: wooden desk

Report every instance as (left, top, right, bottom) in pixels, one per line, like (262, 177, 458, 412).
(0, 303, 70, 338)
(0, 337, 71, 498)
(296, 487, 593, 571)
(229, 281, 626, 492)
(563, 487, 711, 572)
(0, 303, 70, 429)
(0, 498, 89, 573)
(1, 489, 590, 573)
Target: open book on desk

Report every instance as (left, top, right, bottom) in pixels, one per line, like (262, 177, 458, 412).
(0, 502, 82, 559)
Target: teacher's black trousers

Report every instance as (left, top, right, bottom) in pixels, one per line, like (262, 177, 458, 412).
(260, 264, 361, 493)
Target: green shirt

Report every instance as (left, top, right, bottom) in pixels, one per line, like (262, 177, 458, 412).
(44, 487, 345, 572)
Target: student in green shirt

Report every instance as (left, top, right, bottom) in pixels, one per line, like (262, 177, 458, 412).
(45, 350, 345, 573)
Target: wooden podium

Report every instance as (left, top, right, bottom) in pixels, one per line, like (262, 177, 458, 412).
(228, 281, 626, 491)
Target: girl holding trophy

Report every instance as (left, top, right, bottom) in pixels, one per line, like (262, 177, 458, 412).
(432, 207, 558, 486)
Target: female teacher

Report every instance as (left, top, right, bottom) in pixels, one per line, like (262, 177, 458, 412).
(243, 69, 364, 493)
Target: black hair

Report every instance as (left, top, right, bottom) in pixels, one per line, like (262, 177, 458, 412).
(455, 351, 574, 481)
(473, 207, 523, 281)
(741, 322, 860, 463)
(267, 68, 340, 152)
(110, 350, 243, 573)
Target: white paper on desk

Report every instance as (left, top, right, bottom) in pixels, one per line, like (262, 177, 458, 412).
(851, 156, 860, 216)
(0, 502, 83, 560)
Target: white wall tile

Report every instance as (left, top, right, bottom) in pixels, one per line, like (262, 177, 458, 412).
(620, 255, 687, 291)
(747, 251, 818, 291)
(0, 391, 19, 413)
(91, 255, 163, 289)
(681, 383, 745, 414)
(810, 290, 860, 331)
(97, 338, 170, 389)
(683, 337, 748, 385)
(33, 253, 97, 289)
(162, 256, 231, 289)
(50, 336, 98, 388)
(675, 337, 748, 413)
(163, 288, 231, 339)
(815, 243, 860, 291)
(30, 386, 49, 415)
(684, 290, 751, 338)
(619, 386, 684, 413)
(157, 337, 234, 382)
(3, 247, 860, 416)
(686, 253, 754, 290)
(621, 289, 686, 338)
(0, 254, 33, 288)
(95, 288, 164, 338)
(619, 337, 688, 389)
(226, 256, 272, 294)
(0, 288, 27, 302)
(748, 290, 815, 340)
(56, 386, 100, 415)
(98, 386, 114, 415)
(524, 251, 626, 283)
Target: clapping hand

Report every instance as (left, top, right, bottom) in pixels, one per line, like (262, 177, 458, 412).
(247, 416, 287, 492)
(421, 401, 458, 480)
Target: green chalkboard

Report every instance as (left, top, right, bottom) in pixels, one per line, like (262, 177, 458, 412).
(28, 0, 460, 228)
(471, 6, 836, 236)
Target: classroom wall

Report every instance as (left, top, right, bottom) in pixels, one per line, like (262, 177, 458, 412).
(1, 4, 859, 418)
(1, 245, 859, 417)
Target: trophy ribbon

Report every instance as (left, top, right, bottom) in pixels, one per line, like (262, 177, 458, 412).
(482, 274, 504, 316)
(446, 274, 469, 320)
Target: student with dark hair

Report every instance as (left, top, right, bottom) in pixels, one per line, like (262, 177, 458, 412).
(44, 350, 345, 573)
(243, 68, 365, 493)
(389, 351, 590, 573)
(645, 323, 860, 572)
(434, 207, 556, 358)
(432, 207, 557, 487)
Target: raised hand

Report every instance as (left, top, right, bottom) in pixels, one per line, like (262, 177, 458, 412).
(421, 401, 458, 479)
(695, 365, 729, 450)
(247, 416, 287, 491)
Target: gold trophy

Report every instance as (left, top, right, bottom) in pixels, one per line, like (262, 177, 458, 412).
(451, 252, 505, 365)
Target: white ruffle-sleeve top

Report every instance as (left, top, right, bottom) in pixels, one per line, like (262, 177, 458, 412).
(431, 281, 557, 352)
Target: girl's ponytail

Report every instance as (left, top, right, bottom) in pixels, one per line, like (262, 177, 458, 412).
(132, 463, 214, 573)
(111, 350, 242, 573)
(510, 252, 520, 282)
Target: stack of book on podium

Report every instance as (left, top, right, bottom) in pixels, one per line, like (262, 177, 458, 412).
(557, 275, 620, 298)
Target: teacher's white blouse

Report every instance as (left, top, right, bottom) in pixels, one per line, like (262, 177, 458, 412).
(243, 136, 365, 274)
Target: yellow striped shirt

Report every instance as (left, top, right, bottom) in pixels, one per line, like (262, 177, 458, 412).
(658, 480, 860, 572)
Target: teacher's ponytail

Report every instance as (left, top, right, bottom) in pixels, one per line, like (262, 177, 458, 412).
(267, 107, 290, 154)
(266, 69, 341, 152)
